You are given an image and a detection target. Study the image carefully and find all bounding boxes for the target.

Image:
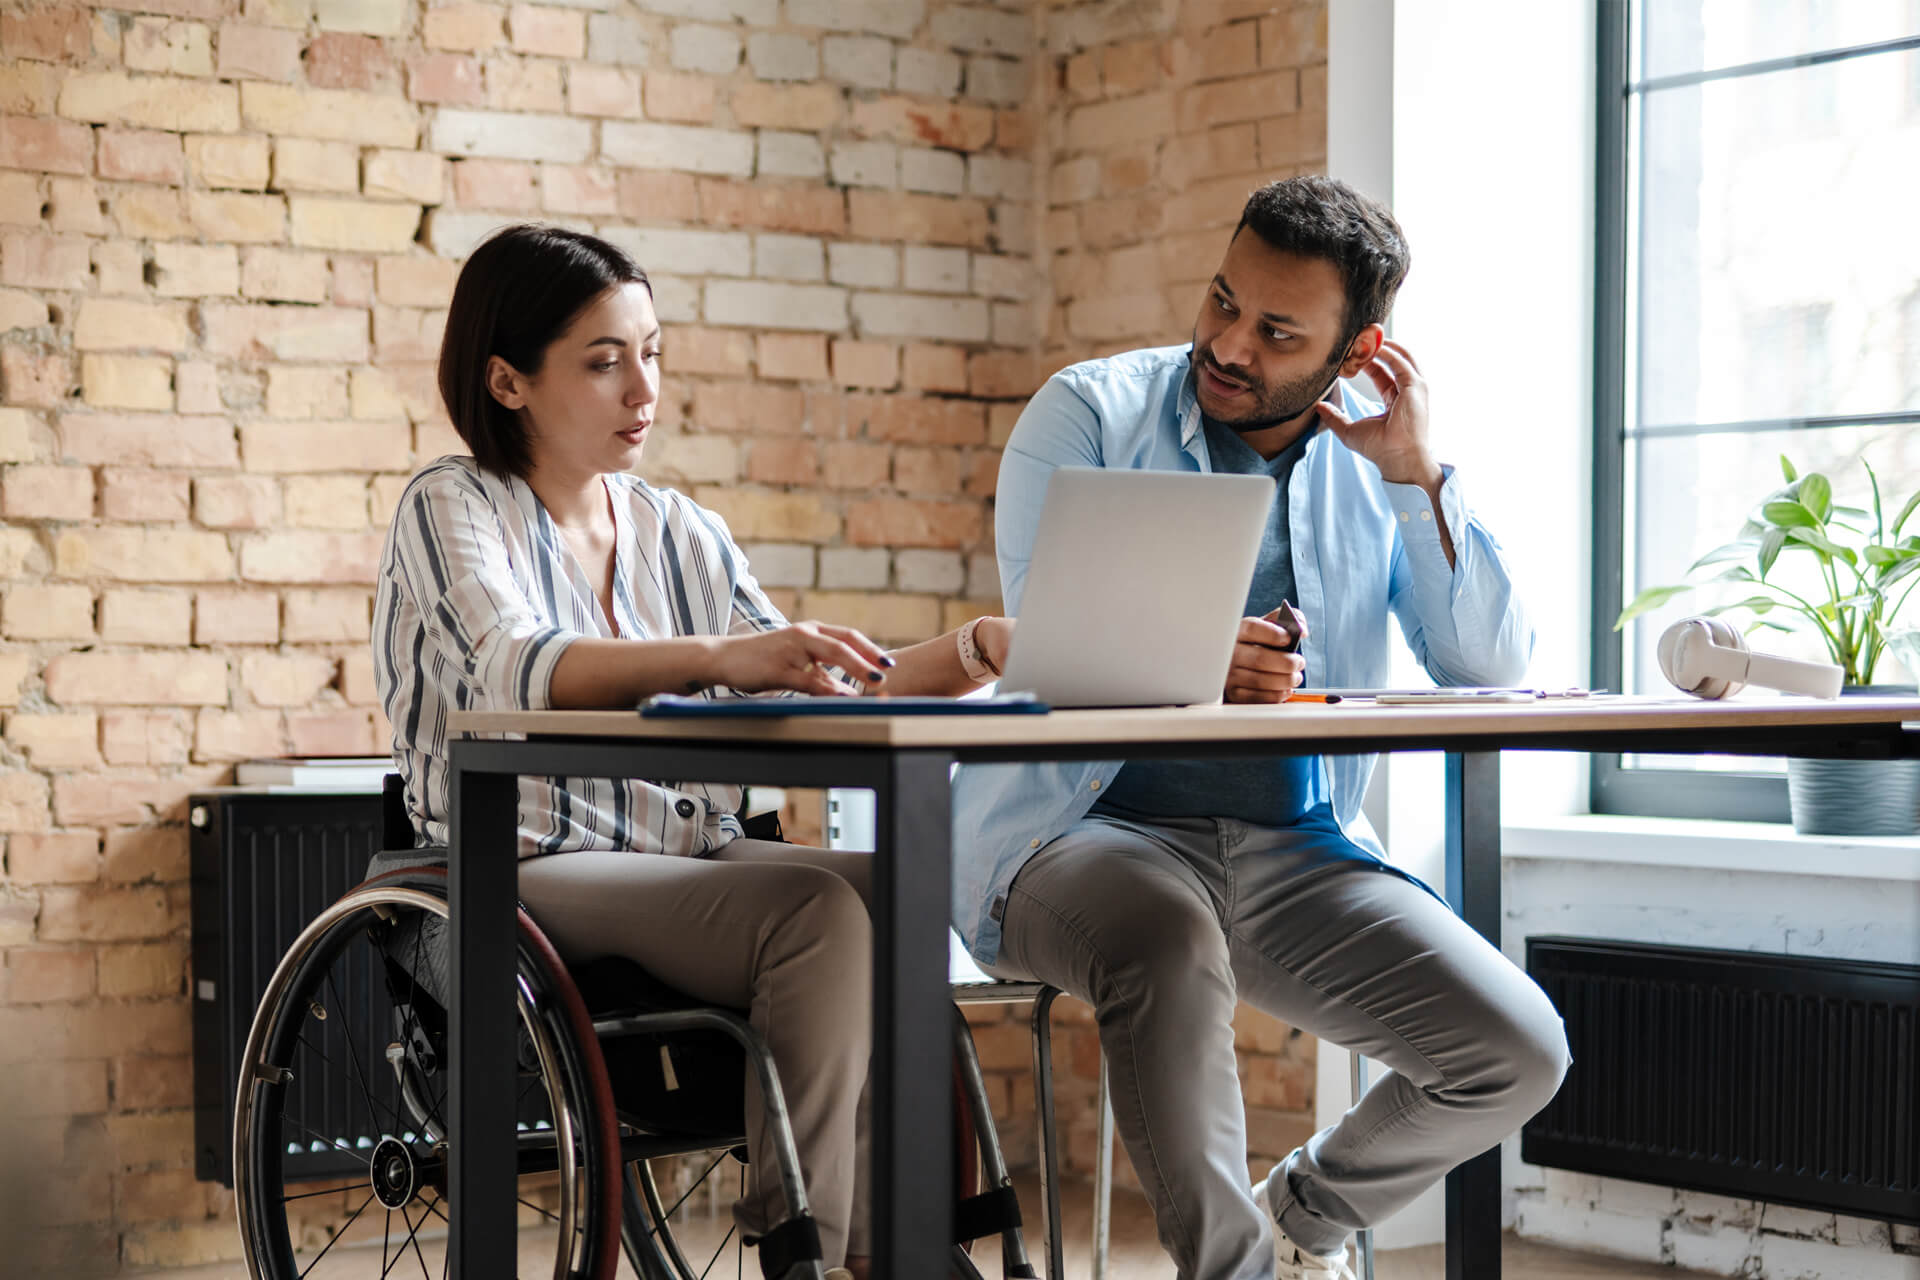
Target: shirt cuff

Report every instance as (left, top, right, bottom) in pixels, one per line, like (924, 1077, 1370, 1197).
(1382, 464, 1459, 573)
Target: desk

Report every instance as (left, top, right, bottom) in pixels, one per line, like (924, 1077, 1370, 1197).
(445, 696, 1920, 1279)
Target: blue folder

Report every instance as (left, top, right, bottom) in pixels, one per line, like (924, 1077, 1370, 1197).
(639, 692, 1049, 718)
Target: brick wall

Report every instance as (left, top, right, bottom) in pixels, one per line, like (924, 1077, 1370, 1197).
(0, 0, 1324, 1265)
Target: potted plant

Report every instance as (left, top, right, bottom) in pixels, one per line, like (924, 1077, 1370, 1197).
(1617, 454, 1920, 835)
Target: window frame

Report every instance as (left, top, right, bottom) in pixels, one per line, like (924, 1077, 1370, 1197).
(1587, 1, 1920, 821)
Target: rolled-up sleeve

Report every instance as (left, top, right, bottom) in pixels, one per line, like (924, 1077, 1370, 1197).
(996, 375, 1104, 615)
(391, 469, 582, 710)
(1385, 468, 1533, 687)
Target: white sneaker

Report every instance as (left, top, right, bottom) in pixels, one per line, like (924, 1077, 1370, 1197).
(1254, 1174, 1357, 1280)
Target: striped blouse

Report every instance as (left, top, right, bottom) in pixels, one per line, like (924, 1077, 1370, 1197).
(372, 456, 788, 858)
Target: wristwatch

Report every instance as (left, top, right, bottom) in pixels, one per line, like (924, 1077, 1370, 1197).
(956, 617, 1001, 682)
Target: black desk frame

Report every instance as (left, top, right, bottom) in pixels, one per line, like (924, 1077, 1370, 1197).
(447, 716, 1917, 1280)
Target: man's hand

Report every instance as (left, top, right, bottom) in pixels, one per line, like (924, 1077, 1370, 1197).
(1224, 612, 1305, 704)
(1314, 339, 1440, 491)
(709, 622, 892, 696)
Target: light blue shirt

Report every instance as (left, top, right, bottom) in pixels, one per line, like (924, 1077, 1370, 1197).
(950, 344, 1533, 966)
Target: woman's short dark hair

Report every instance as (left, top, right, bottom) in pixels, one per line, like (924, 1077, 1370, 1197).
(438, 223, 651, 479)
(1235, 176, 1410, 353)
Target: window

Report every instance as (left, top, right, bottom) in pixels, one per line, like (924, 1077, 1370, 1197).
(1592, 1, 1920, 821)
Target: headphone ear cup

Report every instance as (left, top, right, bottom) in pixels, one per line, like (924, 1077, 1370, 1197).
(1657, 616, 1747, 699)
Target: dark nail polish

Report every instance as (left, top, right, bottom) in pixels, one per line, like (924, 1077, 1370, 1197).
(881, 655, 897, 668)
(869, 670, 886, 682)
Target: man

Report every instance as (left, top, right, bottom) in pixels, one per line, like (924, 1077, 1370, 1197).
(950, 176, 1569, 1280)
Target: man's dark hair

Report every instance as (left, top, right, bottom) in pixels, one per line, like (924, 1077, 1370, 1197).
(1235, 175, 1410, 351)
(438, 223, 651, 479)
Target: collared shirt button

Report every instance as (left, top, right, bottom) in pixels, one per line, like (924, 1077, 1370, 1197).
(674, 798, 697, 819)
(1089, 780, 1100, 791)
(1399, 511, 1410, 523)
(1029, 838, 1041, 848)
(1419, 509, 1432, 521)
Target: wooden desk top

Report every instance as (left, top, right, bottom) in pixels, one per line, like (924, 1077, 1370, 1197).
(449, 695, 1920, 751)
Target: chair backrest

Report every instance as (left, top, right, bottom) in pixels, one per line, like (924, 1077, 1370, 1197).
(381, 772, 411, 850)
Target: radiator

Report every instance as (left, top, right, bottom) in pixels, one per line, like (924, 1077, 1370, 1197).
(1522, 936, 1920, 1224)
(190, 788, 392, 1187)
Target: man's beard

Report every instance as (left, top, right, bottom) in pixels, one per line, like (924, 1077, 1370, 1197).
(1193, 337, 1347, 435)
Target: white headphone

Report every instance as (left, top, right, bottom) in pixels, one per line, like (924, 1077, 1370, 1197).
(1657, 616, 1843, 700)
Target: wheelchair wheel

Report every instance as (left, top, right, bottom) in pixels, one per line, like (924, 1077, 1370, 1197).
(233, 878, 623, 1279)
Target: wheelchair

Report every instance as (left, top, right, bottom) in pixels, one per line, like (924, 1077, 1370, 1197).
(231, 777, 1052, 1280)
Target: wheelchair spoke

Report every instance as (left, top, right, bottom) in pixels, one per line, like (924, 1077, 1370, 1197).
(296, 1030, 403, 1134)
(381, 1207, 392, 1278)
(517, 1195, 560, 1224)
(695, 1222, 737, 1280)
(395, 915, 451, 1138)
(328, 969, 398, 1136)
(281, 1182, 360, 1204)
(298, 1190, 377, 1279)
(655, 1151, 729, 1227)
(281, 1111, 368, 1162)
(400, 1204, 433, 1280)
(418, 1191, 450, 1227)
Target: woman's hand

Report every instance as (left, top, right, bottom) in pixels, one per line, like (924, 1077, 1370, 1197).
(1223, 614, 1305, 703)
(710, 622, 894, 696)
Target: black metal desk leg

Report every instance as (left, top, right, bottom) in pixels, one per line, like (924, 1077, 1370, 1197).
(870, 751, 955, 1277)
(448, 752, 520, 1272)
(1443, 751, 1503, 1280)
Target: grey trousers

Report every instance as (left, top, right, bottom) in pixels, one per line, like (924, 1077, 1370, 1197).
(516, 839, 873, 1266)
(983, 812, 1570, 1280)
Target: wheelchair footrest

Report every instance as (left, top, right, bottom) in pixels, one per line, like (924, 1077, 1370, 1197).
(743, 1212, 821, 1279)
(954, 1183, 1022, 1243)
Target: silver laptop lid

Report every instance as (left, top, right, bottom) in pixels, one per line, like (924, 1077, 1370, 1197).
(998, 467, 1275, 708)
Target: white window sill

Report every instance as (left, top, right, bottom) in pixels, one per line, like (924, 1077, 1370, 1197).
(1502, 814, 1920, 883)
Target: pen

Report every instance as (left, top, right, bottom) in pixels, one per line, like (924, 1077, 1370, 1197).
(1286, 692, 1343, 704)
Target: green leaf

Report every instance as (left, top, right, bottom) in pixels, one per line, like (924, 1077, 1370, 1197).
(1785, 527, 1856, 565)
(1702, 596, 1779, 616)
(1687, 539, 1758, 572)
(1895, 490, 1920, 537)
(1614, 583, 1693, 628)
(1759, 526, 1788, 575)
(1864, 545, 1899, 567)
(1881, 556, 1920, 591)
(1746, 619, 1795, 635)
(1710, 564, 1760, 583)
(1762, 500, 1820, 529)
(1780, 455, 1798, 482)
(1798, 473, 1832, 522)
(1831, 503, 1873, 521)
(1863, 459, 1884, 542)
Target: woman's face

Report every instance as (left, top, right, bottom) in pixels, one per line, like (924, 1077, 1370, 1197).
(488, 281, 661, 481)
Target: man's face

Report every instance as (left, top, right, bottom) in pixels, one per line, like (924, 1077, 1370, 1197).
(1191, 231, 1353, 432)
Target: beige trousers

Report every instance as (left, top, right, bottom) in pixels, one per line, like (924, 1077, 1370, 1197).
(516, 839, 874, 1266)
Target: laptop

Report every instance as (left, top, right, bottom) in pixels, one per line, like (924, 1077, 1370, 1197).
(996, 467, 1276, 708)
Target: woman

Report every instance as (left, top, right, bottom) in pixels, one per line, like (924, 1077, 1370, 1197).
(371, 223, 1014, 1278)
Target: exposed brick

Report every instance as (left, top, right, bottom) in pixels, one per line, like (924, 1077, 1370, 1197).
(893, 445, 964, 494)
(238, 531, 383, 583)
(99, 588, 194, 645)
(730, 81, 841, 131)
(793, 589, 940, 645)
(289, 196, 421, 252)
(757, 333, 829, 382)
(2, 347, 74, 408)
(1175, 69, 1301, 133)
(3, 8, 93, 63)
(58, 72, 236, 132)
(3, 463, 93, 519)
(80, 354, 173, 410)
(485, 55, 564, 112)
(193, 708, 284, 761)
(540, 164, 617, 214)
(100, 469, 190, 522)
(508, 3, 583, 58)
(691, 487, 839, 543)
(2, 582, 93, 640)
(44, 652, 228, 706)
(0, 769, 51, 831)
(96, 129, 185, 185)
(405, 51, 485, 105)
(902, 342, 968, 392)
(640, 70, 716, 123)
(72, 299, 191, 353)
(286, 708, 375, 755)
(845, 495, 982, 548)
(850, 96, 996, 151)
(745, 438, 819, 486)
(194, 587, 279, 643)
(122, 17, 215, 77)
(54, 526, 235, 582)
(3, 947, 96, 1003)
(202, 303, 368, 362)
(364, 149, 445, 203)
(6, 710, 101, 767)
(305, 32, 400, 92)
(831, 339, 898, 389)
(110, 187, 192, 240)
(423, 1, 505, 52)
(91, 240, 144, 294)
(185, 133, 269, 190)
(282, 587, 370, 640)
(97, 941, 186, 998)
(194, 474, 281, 529)
(35, 883, 173, 943)
(851, 291, 990, 342)
(240, 82, 417, 147)
(565, 63, 638, 117)
(150, 242, 240, 297)
(314, 0, 409, 37)
(59, 413, 237, 468)
(705, 279, 846, 332)
(186, 190, 287, 243)
(240, 246, 329, 301)
(1, 232, 92, 291)
(282, 475, 367, 528)
(239, 653, 335, 706)
(217, 21, 300, 80)
(697, 179, 846, 236)
(431, 107, 589, 162)
(847, 190, 989, 246)
(270, 137, 358, 193)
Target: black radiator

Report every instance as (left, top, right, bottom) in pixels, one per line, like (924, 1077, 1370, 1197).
(1522, 936, 1920, 1224)
(189, 788, 390, 1187)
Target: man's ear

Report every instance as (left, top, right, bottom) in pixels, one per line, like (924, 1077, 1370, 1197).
(485, 354, 527, 411)
(1337, 323, 1385, 378)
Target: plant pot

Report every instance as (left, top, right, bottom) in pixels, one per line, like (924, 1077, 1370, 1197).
(1785, 684, 1920, 836)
